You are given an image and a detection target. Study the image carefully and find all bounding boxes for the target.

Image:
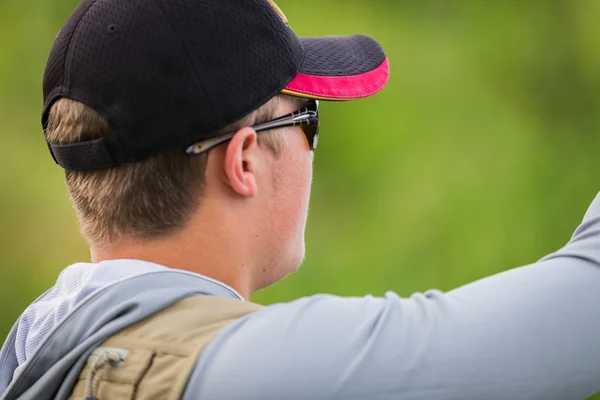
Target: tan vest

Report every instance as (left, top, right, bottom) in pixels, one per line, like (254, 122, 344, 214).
(69, 295, 261, 400)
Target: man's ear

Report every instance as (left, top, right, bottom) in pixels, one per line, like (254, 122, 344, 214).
(223, 127, 259, 197)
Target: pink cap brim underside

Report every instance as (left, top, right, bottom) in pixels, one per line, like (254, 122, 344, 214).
(282, 58, 390, 101)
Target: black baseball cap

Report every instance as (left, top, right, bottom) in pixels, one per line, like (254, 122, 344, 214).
(42, 0, 390, 171)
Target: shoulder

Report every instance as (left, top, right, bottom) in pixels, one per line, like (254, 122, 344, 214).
(181, 291, 445, 400)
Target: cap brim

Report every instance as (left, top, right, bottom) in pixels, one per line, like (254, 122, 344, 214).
(282, 35, 389, 101)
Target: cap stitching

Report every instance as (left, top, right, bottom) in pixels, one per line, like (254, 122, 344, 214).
(151, 0, 216, 121)
(64, 0, 102, 90)
(282, 87, 383, 100)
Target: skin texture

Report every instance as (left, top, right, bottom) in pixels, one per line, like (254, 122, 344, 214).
(92, 96, 313, 299)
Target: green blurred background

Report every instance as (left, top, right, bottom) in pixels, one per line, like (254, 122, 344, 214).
(1, 0, 600, 397)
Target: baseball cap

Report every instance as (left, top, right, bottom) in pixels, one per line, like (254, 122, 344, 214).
(42, 0, 390, 171)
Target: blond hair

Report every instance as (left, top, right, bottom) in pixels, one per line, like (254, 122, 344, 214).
(46, 96, 286, 249)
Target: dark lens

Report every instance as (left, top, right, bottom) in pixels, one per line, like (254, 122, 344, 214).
(304, 101, 319, 150)
(299, 100, 319, 150)
(302, 125, 318, 150)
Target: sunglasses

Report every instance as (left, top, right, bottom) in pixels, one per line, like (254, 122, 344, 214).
(186, 100, 320, 155)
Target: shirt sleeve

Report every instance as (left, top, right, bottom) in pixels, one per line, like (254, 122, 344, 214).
(183, 193, 600, 400)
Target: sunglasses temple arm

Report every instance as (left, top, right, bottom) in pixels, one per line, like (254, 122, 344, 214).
(186, 106, 316, 154)
(253, 113, 312, 133)
(185, 131, 236, 154)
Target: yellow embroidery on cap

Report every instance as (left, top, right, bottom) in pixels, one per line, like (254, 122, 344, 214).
(267, 0, 289, 25)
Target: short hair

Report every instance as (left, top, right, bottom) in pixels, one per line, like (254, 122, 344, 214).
(46, 95, 288, 249)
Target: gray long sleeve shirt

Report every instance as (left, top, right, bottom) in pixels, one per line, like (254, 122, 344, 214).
(2, 194, 600, 399)
(186, 194, 600, 399)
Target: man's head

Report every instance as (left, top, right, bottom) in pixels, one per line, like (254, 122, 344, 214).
(46, 93, 313, 288)
(42, 0, 389, 296)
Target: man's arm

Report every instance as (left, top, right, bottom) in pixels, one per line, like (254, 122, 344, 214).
(184, 194, 600, 400)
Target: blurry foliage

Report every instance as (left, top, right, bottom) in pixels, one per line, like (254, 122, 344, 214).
(1, 1, 599, 397)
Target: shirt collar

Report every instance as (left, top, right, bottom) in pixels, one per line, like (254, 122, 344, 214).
(96, 259, 245, 300)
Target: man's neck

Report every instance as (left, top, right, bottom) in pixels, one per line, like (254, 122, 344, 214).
(91, 215, 255, 300)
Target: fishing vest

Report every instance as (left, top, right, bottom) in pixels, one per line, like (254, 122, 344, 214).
(68, 295, 262, 400)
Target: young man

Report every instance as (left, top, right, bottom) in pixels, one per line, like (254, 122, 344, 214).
(1, 0, 599, 399)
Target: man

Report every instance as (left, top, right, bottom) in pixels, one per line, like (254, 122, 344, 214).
(1, 0, 599, 399)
